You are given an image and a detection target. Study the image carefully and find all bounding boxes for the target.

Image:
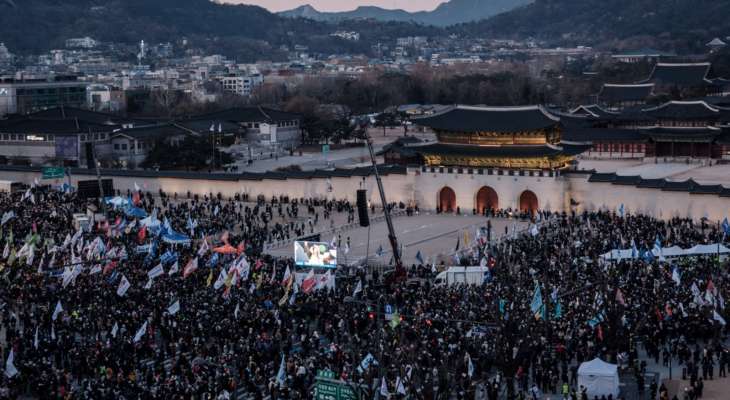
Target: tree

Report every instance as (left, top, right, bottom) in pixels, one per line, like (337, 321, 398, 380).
(374, 112, 398, 137)
(141, 136, 232, 171)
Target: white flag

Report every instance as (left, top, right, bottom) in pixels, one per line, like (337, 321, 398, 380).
(34, 326, 39, 350)
(111, 322, 119, 338)
(380, 377, 389, 397)
(353, 280, 362, 296)
(213, 269, 227, 290)
(713, 310, 727, 326)
(26, 245, 34, 266)
(52, 301, 63, 321)
(50, 323, 56, 340)
(167, 300, 180, 315)
(143, 279, 153, 290)
(2, 242, 8, 259)
(147, 263, 164, 280)
(467, 353, 475, 378)
(133, 321, 147, 343)
(316, 270, 332, 291)
(234, 303, 240, 319)
(89, 264, 102, 274)
(4, 350, 18, 378)
(0, 210, 14, 225)
(168, 261, 179, 275)
(116, 275, 130, 297)
(396, 376, 406, 395)
(61, 267, 74, 288)
(197, 239, 209, 256)
(275, 354, 286, 386)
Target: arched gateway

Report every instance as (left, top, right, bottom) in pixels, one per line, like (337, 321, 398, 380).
(519, 190, 539, 214)
(476, 186, 499, 214)
(439, 187, 456, 212)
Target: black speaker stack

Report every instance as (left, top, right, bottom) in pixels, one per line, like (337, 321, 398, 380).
(356, 189, 370, 227)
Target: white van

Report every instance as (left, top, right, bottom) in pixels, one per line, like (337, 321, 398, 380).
(433, 266, 489, 287)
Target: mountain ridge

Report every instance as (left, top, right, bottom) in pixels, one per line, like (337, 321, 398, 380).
(279, 0, 533, 27)
(455, 0, 730, 51)
(0, 0, 436, 59)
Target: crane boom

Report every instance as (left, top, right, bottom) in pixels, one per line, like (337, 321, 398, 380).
(365, 134, 403, 273)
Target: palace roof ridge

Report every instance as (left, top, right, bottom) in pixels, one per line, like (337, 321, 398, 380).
(602, 83, 655, 88)
(641, 100, 719, 113)
(654, 62, 712, 67)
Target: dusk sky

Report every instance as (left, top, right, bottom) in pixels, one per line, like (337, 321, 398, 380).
(222, 0, 446, 13)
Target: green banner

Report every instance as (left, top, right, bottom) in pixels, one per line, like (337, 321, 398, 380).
(42, 167, 65, 179)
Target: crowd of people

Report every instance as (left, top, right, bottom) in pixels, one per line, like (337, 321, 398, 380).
(0, 185, 727, 400)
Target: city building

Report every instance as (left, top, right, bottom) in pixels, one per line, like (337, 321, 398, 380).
(218, 74, 263, 97)
(65, 37, 98, 49)
(87, 84, 126, 113)
(192, 106, 301, 148)
(109, 124, 194, 168)
(0, 76, 88, 116)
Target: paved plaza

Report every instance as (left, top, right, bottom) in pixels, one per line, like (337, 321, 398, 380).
(266, 213, 528, 266)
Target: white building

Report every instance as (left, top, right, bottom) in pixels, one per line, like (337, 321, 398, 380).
(219, 75, 263, 97)
(65, 37, 98, 49)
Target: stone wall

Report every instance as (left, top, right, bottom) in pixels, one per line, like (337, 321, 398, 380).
(1, 166, 728, 222)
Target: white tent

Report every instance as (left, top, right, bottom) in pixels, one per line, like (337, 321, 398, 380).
(684, 244, 730, 256)
(577, 358, 619, 399)
(654, 245, 685, 258)
(601, 243, 730, 261)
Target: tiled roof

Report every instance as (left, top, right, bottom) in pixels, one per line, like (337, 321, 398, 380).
(598, 84, 654, 103)
(414, 105, 561, 133)
(646, 63, 712, 86)
(0, 164, 406, 182)
(586, 173, 730, 199)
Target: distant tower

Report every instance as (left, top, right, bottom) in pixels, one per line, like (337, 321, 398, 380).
(137, 40, 146, 66)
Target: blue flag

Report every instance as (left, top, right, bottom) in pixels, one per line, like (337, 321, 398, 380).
(208, 252, 219, 268)
(160, 250, 178, 265)
(530, 283, 543, 314)
(554, 301, 562, 319)
(415, 250, 424, 265)
(642, 247, 654, 263)
(653, 235, 662, 257)
(107, 270, 120, 285)
(723, 218, 730, 236)
(631, 240, 638, 259)
(275, 354, 286, 386)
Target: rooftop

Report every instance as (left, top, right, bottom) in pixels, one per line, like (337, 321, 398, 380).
(190, 106, 300, 123)
(414, 105, 561, 133)
(598, 83, 654, 103)
(642, 100, 722, 120)
(645, 62, 712, 86)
